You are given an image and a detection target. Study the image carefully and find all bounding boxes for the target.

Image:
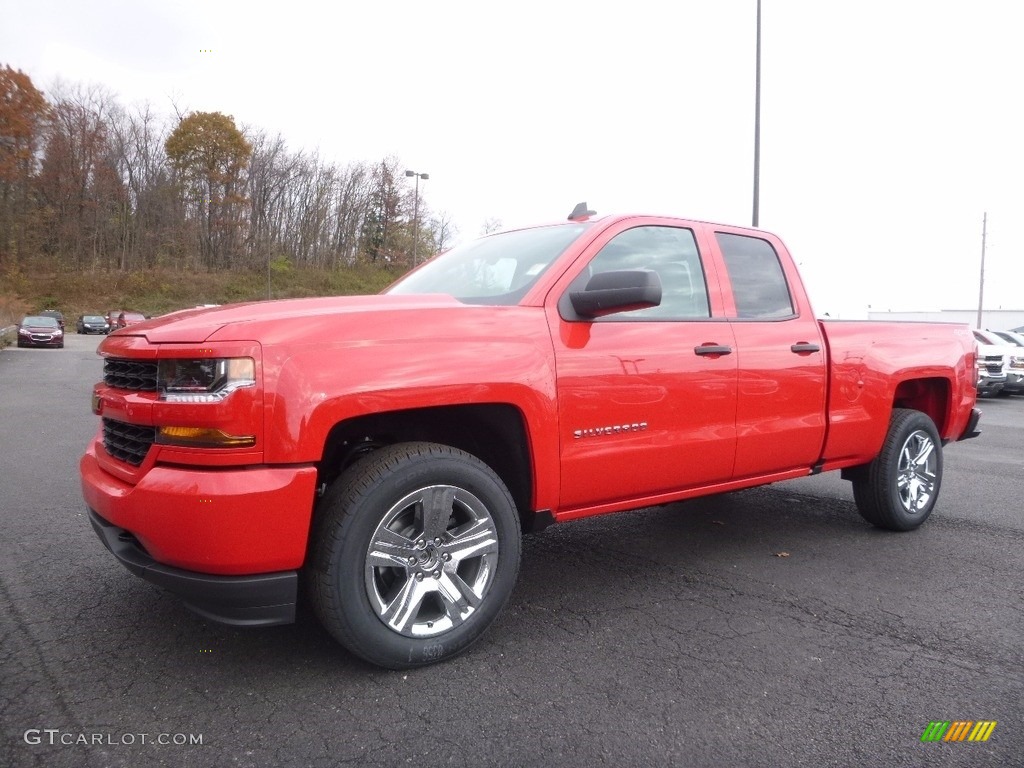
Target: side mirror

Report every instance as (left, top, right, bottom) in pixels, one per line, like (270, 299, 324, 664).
(569, 269, 662, 318)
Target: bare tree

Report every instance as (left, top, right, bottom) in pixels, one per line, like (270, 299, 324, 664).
(331, 161, 372, 267)
(37, 81, 125, 270)
(246, 130, 302, 269)
(110, 102, 179, 269)
(429, 210, 458, 254)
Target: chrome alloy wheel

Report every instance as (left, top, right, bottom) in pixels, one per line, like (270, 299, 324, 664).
(364, 484, 499, 638)
(896, 429, 937, 514)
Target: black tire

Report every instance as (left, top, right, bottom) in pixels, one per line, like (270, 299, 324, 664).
(309, 442, 522, 669)
(852, 408, 943, 531)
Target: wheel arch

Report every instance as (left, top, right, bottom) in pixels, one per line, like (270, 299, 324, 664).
(891, 376, 951, 435)
(841, 377, 951, 481)
(316, 403, 535, 526)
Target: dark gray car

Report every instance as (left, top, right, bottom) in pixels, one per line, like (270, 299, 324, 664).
(76, 314, 110, 334)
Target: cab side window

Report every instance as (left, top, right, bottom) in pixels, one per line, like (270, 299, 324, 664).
(567, 226, 710, 321)
(715, 232, 794, 319)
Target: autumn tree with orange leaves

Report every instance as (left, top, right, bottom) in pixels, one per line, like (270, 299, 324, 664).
(0, 65, 50, 268)
(165, 111, 252, 270)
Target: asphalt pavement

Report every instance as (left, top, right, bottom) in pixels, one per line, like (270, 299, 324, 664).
(2, 332, 1022, 767)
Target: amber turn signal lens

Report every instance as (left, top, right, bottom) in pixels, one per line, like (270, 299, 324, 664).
(156, 426, 256, 448)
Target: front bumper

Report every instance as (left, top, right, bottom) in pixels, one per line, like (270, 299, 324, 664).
(976, 376, 1005, 397)
(89, 509, 298, 626)
(17, 334, 63, 347)
(80, 442, 319, 625)
(1002, 370, 1024, 394)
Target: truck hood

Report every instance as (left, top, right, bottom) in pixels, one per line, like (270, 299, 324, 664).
(117, 295, 464, 344)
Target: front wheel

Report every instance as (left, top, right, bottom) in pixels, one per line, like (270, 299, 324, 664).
(852, 408, 943, 531)
(309, 442, 522, 669)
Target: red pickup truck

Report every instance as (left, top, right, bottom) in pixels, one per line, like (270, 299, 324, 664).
(81, 208, 980, 668)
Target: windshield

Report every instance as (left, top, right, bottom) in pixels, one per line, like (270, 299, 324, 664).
(84, 315, 105, 322)
(23, 316, 58, 327)
(387, 222, 592, 305)
(974, 330, 1006, 346)
(993, 331, 1024, 347)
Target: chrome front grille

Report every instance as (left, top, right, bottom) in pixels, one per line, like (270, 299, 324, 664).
(984, 355, 1004, 375)
(104, 358, 158, 391)
(103, 418, 155, 466)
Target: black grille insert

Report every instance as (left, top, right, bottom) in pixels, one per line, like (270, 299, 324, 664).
(103, 418, 155, 466)
(104, 358, 158, 391)
(984, 354, 1003, 375)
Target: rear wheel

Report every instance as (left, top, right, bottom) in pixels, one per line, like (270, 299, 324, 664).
(852, 408, 942, 531)
(309, 442, 521, 668)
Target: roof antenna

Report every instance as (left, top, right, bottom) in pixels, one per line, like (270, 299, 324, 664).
(568, 202, 596, 221)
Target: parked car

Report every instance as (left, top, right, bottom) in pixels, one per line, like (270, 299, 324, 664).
(989, 329, 1024, 348)
(37, 309, 65, 330)
(77, 314, 111, 334)
(104, 310, 122, 327)
(113, 311, 147, 329)
(974, 329, 1024, 395)
(17, 315, 64, 348)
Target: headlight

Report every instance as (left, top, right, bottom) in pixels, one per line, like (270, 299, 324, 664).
(18, 328, 29, 336)
(158, 357, 255, 402)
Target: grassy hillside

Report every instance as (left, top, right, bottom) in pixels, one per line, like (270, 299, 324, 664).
(0, 264, 402, 333)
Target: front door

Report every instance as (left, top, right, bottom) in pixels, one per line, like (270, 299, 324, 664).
(550, 222, 738, 514)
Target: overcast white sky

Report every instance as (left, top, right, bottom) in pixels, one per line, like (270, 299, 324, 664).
(3, 0, 1022, 318)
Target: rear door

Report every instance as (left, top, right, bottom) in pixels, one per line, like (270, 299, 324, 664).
(710, 228, 827, 477)
(548, 219, 738, 514)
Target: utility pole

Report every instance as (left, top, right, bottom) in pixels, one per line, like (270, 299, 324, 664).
(752, 0, 762, 227)
(976, 212, 987, 328)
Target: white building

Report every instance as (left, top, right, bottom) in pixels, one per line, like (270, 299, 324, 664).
(866, 309, 1024, 330)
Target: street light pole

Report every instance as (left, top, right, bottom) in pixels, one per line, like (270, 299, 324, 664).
(752, 0, 762, 227)
(405, 170, 429, 266)
(977, 212, 987, 328)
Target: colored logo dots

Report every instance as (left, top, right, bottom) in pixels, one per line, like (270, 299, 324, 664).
(921, 721, 997, 742)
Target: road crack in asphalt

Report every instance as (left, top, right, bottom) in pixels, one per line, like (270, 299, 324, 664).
(0, 571, 107, 768)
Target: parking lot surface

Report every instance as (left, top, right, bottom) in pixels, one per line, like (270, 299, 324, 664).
(2, 333, 1022, 767)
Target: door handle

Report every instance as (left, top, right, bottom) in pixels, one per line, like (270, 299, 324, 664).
(790, 343, 821, 354)
(694, 344, 733, 356)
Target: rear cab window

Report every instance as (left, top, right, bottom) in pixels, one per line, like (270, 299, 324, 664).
(715, 232, 794, 319)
